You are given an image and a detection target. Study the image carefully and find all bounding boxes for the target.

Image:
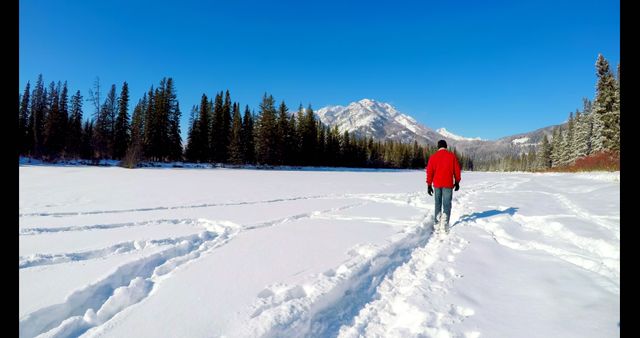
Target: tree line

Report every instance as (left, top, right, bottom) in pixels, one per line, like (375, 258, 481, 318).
(18, 77, 474, 170)
(18, 76, 182, 165)
(473, 53, 620, 172)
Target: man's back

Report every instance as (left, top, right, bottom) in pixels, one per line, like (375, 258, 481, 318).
(426, 149, 461, 189)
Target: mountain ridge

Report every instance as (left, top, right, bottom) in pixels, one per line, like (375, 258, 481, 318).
(315, 99, 560, 159)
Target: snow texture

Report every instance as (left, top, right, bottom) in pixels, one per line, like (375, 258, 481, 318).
(20, 166, 619, 338)
(510, 137, 530, 144)
(436, 128, 484, 142)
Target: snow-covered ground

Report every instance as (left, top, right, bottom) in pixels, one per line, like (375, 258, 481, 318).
(19, 166, 619, 338)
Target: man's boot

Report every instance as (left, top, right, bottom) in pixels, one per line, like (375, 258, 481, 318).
(440, 214, 449, 234)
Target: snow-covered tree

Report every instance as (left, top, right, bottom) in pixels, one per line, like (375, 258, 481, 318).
(592, 54, 619, 152)
(558, 129, 571, 166)
(537, 135, 551, 169)
(564, 112, 575, 164)
(550, 128, 564, 167)
(574, 99, 594, 159)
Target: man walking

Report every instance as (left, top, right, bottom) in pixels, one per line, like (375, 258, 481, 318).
(426, 140, 461, 235)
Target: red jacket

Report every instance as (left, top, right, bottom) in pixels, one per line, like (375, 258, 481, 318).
(426, 149, 461, 188)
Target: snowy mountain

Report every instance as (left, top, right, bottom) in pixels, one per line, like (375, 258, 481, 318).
(315, 99, 444, 144)
(316, 99, 563, 160)
(435, 128, 483, 142)
(495, 125, 558, 147)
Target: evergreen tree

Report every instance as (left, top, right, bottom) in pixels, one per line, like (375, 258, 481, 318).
(317, 122, 326, 165)
(325, 125, 342, 166)
(288, 112, 299, 165)
(400, 143, 411, 168)
(80, 120, 95, 160)
(526, 147, 536, 171)
(165, 78, 182, 161)
(564, 112, 575, 164)
(19, 81, 31, 155)
(172, 103, 183, 161)
(143, 86, 155, 158)
(370, 138, 384, 167)
(107, 84, 118, 150)
(29, 75, 46, 157)
(95, 84, 118, 159)
(612, 63, 620, 150)
(300, 105, 318, 166)
(591, 108, 605, 153)
(148, 78, 174, 161)
(44, 81, 67, 158)
(67, 90, 84, 158)
(242, 105, 255, 164)
(221, 90, 232, 162)
(341, 130, 352, 167)
(550, 128, 564, 167)
(228, 102, 244, 164)
(151, 84, 166, 161)
(211, 91, 224, 162)
(255, 94, 278, 164)
(558, 129, 570, 166)
(276, 101, 291, 165)
(60, 81, 69, 124)
(125, 95, 147, 165)
(149, 83, 166, 160)
(411, 140, 425, 168)
(592, 54, 620, 152)
(196, 94, 211, 162)
(575, 98, 594, 158)
(42, 81, 56, 155)
(573, 111, 584, 159)
(113, 82, 130, 159)
(549, 128, 558, 167)
(184, 105, 199, 162)
(58, 82, 69, 157)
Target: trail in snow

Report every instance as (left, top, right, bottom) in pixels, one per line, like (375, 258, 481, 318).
(247, 213, 433, 338)
(334, 174, 619, 338)
(330, 182, 500, 337)
(238, 185, 491, 338)
(20, 201, 368, 338)
(19, 194, 333, 217)
(19, 219, 238, 338)
(338, 234, 472, 338)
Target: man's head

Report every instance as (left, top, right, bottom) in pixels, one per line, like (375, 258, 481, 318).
(437, 140, 447, 149)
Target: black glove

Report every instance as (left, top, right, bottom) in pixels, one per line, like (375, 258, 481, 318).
(454, 182, 460, 191)
(427, 185, 433, 196)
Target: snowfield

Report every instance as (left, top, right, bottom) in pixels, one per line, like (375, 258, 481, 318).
(19, 166, 619, 338)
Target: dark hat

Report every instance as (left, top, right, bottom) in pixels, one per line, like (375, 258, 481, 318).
(437, 140, 447, 149)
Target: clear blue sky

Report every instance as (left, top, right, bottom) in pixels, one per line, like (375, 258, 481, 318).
(19, 0, 619, 141)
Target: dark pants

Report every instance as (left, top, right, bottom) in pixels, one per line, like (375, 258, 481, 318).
(434, 187, 453, 227)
